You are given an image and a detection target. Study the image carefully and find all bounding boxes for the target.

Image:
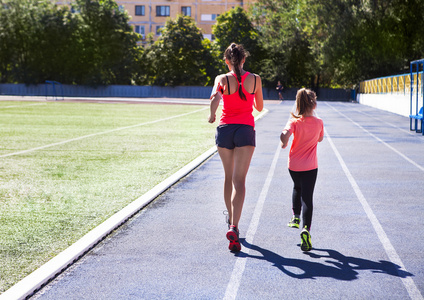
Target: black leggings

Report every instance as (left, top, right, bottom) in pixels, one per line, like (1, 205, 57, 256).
(289, 168, 318, 231)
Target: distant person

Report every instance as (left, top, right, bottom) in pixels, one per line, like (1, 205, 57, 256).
(208, 43, 264, 252)
(276, 81, 284, 100)
(280, 88, 324, 251)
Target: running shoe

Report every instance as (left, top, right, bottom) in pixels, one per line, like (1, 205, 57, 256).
(287, 216, 300, 229)
(300, 226, 312, 251)
(226, 225, 241, 252)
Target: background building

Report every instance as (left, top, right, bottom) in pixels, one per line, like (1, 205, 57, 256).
(117, 0, 256, 41)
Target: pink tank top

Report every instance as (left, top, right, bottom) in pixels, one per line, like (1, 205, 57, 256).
(219, 72, 255, 127)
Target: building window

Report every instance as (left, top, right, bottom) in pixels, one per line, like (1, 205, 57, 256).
(201, 14, 219, 21)
(181, 6, 191, 17)
(135, 25, 145, 35)
(156, 26, 164, 35)
(156, 6, 170, 17)
(135, 5, 145, 16)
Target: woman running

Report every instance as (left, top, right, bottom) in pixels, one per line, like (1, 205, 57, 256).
(208, 43, 264, 252)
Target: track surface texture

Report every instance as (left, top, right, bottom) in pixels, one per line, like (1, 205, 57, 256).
(33, 100, 424, 300)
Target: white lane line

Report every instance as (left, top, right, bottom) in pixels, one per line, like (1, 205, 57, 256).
(1, 103, 46, 109)
(353, 109, 415, 135)
(224, 143, 281, 300)
(339, 102, 416, 136)
(325, 128, 423, 300)
(325, 102, 424, 172)
(0, 107, 208, 158)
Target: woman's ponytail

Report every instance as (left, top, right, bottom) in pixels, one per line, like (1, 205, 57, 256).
(224, 43, 249, 101)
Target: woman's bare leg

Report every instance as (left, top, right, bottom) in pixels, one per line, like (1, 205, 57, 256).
(217, 147, 234, 223)
(218, 146, 255, 228)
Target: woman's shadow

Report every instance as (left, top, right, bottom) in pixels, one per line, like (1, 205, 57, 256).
(236, 239, 413, 281)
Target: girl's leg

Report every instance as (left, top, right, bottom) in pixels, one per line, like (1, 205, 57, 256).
(289, 170, 302, 216)
(299, 169, 318, 231)
(231, 146, 255, 228)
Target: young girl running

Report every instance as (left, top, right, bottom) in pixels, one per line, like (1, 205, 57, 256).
(209, 43, 263, 252)
(280, 88, 324, 251)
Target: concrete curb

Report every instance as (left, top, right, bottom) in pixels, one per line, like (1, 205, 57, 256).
(0, 109, 269, 300)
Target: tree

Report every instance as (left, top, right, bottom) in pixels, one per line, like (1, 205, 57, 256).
(212, 6, 263, 75)
(143, 15, 216, 86)
(249, 0, 318, 88)
(0, 0, 141, 85)
(313, 0, 424, 87)
(0, 0, 73, 84)
(72, 0, 141, 85)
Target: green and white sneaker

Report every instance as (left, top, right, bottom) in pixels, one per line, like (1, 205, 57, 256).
(287, 216, 300, 229)
(300, 226, 312, 251)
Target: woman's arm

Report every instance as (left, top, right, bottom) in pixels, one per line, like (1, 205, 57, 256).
(254, 75, 264, 112)
(209, 76, 223, 123)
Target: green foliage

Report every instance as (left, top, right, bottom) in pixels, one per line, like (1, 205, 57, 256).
(0, 101, 216, 292)
(0, 0, 141, 85)
(1, 0, 424, 88)
(0, 0, 72, 84)
(212, 6, 263, 74)
(72, 0, 141, 85)
(250, 0, 424, 88)
(249, 0, 320, 88)
(310, 0, 424, 87)
(141, 15, 217, 86)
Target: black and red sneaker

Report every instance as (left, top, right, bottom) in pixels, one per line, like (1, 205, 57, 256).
(226, 225, 241, 252)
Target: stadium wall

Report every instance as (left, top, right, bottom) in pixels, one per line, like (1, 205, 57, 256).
(358, 71, 423, 117)
(356, 93, 411, 117)
(0, 83, 353, 101)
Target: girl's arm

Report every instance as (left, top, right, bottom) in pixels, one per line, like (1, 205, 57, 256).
(280, 129, 291, 149)
(254, 75, 264, 112)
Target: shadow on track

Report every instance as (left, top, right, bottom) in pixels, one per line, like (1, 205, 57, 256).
(236, 240, 413, 281)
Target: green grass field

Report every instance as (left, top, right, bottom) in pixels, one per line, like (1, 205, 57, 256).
(0, 100, 218, 293)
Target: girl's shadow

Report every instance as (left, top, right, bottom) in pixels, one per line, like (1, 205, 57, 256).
(236, 239, 413, 281)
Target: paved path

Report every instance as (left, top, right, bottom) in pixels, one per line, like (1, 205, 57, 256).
(33, 101, 424, 299)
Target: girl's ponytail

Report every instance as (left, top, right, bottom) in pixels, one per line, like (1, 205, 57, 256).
(291, 88, 317, 118)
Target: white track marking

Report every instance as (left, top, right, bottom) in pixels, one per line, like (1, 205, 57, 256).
(224, 143, 281, 300)
(0, 108, 270, 300)
(354, 109, 415, 135)
(325, 102, 424, 172)
(0, 107, 208, 158)
(1, 103, 46, 109)
(325, 128, 423, 300)
(340, 103, 416, 136)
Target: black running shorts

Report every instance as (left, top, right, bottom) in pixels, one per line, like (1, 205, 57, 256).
(215, 124, 256, 149)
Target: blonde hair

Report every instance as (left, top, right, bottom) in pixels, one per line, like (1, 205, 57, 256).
(291, 88, 317, 119)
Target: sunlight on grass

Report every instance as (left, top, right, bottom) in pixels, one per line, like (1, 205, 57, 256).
(0, 100, 220, 292)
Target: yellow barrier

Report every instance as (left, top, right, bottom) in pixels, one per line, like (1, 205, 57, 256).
(360, 73, 422, 95)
